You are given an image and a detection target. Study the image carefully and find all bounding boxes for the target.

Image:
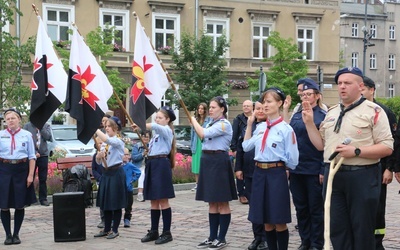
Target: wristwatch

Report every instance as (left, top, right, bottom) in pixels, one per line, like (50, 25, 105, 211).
(354, 148, 361, 157)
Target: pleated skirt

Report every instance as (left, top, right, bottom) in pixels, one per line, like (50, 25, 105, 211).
(96, 166, 127, 211)
(144, 157, 175, 200)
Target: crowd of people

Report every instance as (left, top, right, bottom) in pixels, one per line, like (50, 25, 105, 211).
(2, 66, 400, 250)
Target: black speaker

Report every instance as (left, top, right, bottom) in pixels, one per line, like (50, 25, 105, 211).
(53, 192, 86, 242)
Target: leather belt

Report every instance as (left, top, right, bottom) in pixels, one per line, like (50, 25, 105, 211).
(255, 161, 285, 169)
(337, 163, 378, 172)
(108, 163, 122, 169)
(0, 158, 28, 164)
(147, 154, 168, 160)
(202, 150, 226, 154)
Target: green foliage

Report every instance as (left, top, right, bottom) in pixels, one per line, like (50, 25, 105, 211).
(376, 97, 400, 119)
(0, 0, 35, 113)
(167, 31, 236, 112)
(264, 31, 308, 106)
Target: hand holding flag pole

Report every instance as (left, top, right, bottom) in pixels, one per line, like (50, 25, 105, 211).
(92, 135, 108, 168)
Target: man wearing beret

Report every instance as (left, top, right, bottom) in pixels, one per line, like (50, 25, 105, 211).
(302, 67, 393, 250)
(362, 76, 398, 250)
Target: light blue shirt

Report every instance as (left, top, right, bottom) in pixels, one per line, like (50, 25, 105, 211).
(0, 129, 36, 160)
(202, 119, 232, 151)
(242, 120, 299, 170)
(99, 135, 124, 167)
(148, 123, 173, 156)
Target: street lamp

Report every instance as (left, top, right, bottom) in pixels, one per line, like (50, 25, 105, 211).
(362, 1, 375, 75)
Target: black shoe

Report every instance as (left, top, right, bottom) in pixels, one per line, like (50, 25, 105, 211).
(12, 235, 21, 244)
(94, 230, 109, 237)
(40, 200, 50, 206)
(4, 234, 12, 245)
(141, 230, 159, 242)
(297, 244, 310, 250)
(257, 241, 268, 250)
(106, 232, 119, 239)
(248, 239, 261, 250)
(97, 221, 105, 228)
(155, 231, 173, 244)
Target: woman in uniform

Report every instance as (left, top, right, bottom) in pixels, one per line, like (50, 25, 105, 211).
(192, 96, 237, 250)
(94, 116, 127, 239)
(134, 106, 176, 245)
(0, 108, 37, 245)
(242, 88, 299, 250)
(190, 102, 211, 191)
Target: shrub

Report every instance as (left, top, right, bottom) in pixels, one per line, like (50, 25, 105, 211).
(172, 153, 195, 184)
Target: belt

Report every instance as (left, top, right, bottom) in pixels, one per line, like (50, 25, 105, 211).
(255, 161, 285, 169)
(108, 163, 122, 169)
(202, 150, 227, 154)
(0, 158, 28, 164)
(147, 154, 168, 160)
(338, 163, 378, 172)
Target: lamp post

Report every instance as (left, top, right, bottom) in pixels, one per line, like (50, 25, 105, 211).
(362, 1, 375, 75)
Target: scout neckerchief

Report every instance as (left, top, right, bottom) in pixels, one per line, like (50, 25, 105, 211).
(207, 116, 224, 128)
(260, 116, 283, 152)
(333, 97, 366, 133)
(7, 127, 21, 155)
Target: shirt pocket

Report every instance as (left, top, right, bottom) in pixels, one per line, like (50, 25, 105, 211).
(352, 120, 370, 139)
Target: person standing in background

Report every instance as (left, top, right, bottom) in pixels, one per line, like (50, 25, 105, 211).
(231, 100, 253, 204)
(23, 122, 52, 206)
(191, 103, 212, 191)
(131, 130, 151, 202)
(0, 108, 37, 245)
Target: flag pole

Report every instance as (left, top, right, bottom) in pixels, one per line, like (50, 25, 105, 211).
(132, 12, 193, 124)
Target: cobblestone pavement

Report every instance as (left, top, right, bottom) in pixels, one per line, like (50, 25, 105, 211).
(1, 183, 400, 249)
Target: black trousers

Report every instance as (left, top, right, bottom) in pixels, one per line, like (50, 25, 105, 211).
(124, 191, 133, 220)
(375, 164, 387, 250)
(323, 164, 380, 250)
(34, 156, 48, 202)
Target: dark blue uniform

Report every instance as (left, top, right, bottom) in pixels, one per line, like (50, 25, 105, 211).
(289, 106, 326, 249)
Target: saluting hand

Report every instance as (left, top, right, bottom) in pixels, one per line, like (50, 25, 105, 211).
(301, 101, 314, 124)
(283, 95, 292, 111)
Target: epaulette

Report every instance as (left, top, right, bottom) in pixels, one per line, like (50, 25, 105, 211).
(365, 101, 382, 112)
(328, 104, 339, 111)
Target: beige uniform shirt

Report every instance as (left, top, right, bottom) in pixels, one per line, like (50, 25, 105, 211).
(320, 99, 393, 165)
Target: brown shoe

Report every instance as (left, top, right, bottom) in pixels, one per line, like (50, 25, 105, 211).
(239, 196, 248, 204)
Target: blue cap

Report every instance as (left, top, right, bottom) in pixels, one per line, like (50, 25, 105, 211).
(161, 106, 176, 122)
(299, 78, 319, 91)
(110, 116, 122, 130)
(334, 67, 363, 84)
(259, 87, 286, 102)
(3, 108, 22, 119)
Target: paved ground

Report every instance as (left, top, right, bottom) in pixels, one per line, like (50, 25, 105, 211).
(1, 183, 400, 249)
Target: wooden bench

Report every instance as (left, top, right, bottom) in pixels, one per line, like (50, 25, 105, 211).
(56, 156, 93, 179)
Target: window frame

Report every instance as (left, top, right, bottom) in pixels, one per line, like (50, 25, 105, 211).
(204, 17, 230, 57)
(370, 24, 377, 39)
(389, 54, 396, 70)
(42, 3, 75, 42)
(252, 23, 272, 59)
(99, 8, 130, 51)
(389, 25, 396, 40)
(369, 53, 377, 69)
(297, 26, 316, 61)
(152, 13, 180, 54)
(351, 23, 359, 37)
(388, 83, 394, 98)
(351, 52, 359, 68)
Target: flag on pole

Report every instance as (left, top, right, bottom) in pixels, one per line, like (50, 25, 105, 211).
(30, 16, 67, 129)
(65, 27, 113, 144)
(130, 18, 170, 130)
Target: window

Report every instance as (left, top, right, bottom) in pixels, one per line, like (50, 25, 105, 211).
(370, 24, 377, 39)
(100, 9, 129, 51)
(253, 25, 270, 59)
(351, 23, 358, 37)
(389, 83, 394, 98)
(153, 14, 180, 53)
(297, 28, 315, 60)
(42, 4, 75, 41)
(369, 53, 376, 69)
(389, 25, 395, 40)
(351, 52, 358, 68)
(389, 54, 395, 70)
(205, 18, 229, 53)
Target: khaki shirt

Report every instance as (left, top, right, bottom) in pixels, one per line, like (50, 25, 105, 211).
(320, 99, 393, 165)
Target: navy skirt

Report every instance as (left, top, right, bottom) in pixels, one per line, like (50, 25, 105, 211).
(0, 162, 37, 209)
(96, 166, 127, 211)
(144, 157, 175, 200)
(196, 152, 238, 202)
(248, 166, 291, 224)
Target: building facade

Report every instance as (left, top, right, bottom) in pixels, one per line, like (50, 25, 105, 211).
(13, 0, 341, 124)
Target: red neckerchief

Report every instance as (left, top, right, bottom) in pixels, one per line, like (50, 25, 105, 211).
(7, 127, 21, 155)
(260, 116, 283, 152)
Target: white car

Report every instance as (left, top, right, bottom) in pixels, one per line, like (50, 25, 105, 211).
(48, 125, 96, 158)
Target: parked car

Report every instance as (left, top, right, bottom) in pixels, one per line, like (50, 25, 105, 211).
(175, 125, 191, 155)
(48, 125, 96, 158)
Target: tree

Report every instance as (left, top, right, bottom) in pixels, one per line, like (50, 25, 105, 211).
(166, 31, 235, 113)
(249, 31, 308, 106)
(0, 0, 35, 113)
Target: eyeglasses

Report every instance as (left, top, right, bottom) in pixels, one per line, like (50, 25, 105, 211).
(124, 154, 130, 156)
(301, 92, 316, 97)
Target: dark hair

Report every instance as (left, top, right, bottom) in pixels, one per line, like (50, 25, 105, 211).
(104, 114, 111, 118)
(195, 102, 208, 124)
(140, 130, 152, 137)
(260, 88, 286, 107)
(210, 96, 228, 118)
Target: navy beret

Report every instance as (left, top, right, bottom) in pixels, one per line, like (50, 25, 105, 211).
(298, 78, 319, 91)
(4, 108, 22, 119)
(259, 87, 286, 102)
(363, 76, 375, 89)
(334, 67, 363, 84)
(109, 116, 122, 130)
(161, 106, 176, 122)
